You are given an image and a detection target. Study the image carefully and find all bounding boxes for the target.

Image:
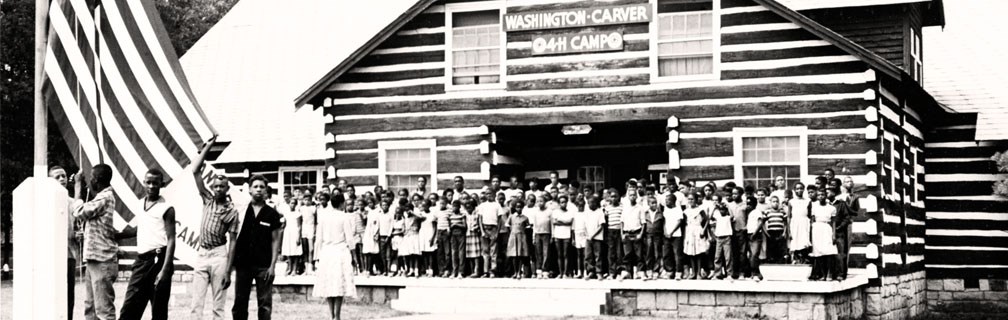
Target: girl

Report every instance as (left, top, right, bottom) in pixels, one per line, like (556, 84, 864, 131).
(506, 199, 530, 279)
(351, 198, 368, 274)
(788, 183, 813, 264)
(280, 195, 302, 276)
(399, 198, 423, 277)
(572, 196, 588, 279)
(303, 193, 321, 274)
(362, 198, 382, 275)
(389, 202, 406, 276)
(464, 199, 484, 278)
(312, 193, 356, 320)
(809, 188, 839, 281)
(552, 195, 573, 278)
(682, 192, 710, 280)
(418, 199, 438, 277)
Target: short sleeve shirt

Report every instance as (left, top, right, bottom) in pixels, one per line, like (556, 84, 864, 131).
(199, 197, 239, 249)
(584, 208, 606, 241)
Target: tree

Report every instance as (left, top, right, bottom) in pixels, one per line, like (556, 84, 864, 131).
(993, 151, 1008, 197)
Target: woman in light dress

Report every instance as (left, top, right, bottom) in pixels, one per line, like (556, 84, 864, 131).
(809, 188, 839, 281)
(362, 198, 382, 275)
(682, 192, 710, 280)
(280, 195, 303, 276)
(313, 193, 356, 320)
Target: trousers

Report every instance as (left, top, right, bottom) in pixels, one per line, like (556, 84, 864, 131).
(120, 248, 173, 320)
(190, 245, 230, 320)
(83, 259, 118, 320)
(232, 266, 275, 320)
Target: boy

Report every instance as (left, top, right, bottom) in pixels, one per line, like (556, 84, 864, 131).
(74, 165, 119, 320)
(433, 198, 451, 277)
(829, 187, 855, 280)
(603, 189, 624, 279)
(710, 206, 734, 280)
(726, 187, 749, 279)
(764, 196, 788, 264)
(448, 200, 467, 278)
(378, 199, 395, 276)
(621, 191, 645, 279)
(120, 169, 177, 320)
(746, 190, 769, 281)
(642, 194, 664, 279)
(662, 193, 685, 279)
(530, 194, 552, 278)
(475, 191, 502, 276)
(552, 195, 574, 278)
(583, 195, 606, 280)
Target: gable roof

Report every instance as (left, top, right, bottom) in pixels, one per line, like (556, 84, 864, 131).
(780, 0, 944, 26)
(181, 0, 420, 163)
(924, 0, 1008, 141)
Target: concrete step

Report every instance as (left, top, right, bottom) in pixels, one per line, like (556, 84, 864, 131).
(391, 286, 608, 316)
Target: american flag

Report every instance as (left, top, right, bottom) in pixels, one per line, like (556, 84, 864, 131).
(42, 0, 219, 264)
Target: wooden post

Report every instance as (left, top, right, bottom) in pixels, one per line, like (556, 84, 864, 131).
(12, 1, 70, 319)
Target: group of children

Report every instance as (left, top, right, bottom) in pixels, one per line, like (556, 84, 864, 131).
(277, 169, 858, 282)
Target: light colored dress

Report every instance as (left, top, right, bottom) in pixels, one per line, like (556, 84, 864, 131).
(506, 214, 530, 257)
(465, 214, 483, 258)
(398, 215, 422, 256)
(788, 198, 812, 251)
(362, 208, 381, 254)
(810, 203, 839, 257)
(280, 204, 302, 256)
(419, 212, 437, 253)
(312, 209, 356, 298)
(682, 206, 710, 256)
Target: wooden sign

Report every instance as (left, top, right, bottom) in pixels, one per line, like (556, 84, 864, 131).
(532, 31, 623, 55)
(504, 4, 652, 32)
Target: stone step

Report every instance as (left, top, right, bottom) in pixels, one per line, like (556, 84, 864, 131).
(391, 286, 608, 316)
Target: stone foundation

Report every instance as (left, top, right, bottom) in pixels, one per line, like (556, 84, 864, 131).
(926, 278, 1008, 319)
(608, 287, 864, 319)
(271, 283, 401, 304)
(864, 271, 926, 320)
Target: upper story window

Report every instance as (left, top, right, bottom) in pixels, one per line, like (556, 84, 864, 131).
(447, 7, 503, 90)
(909, 28, 922, 82)
(654, 0, 717, 80)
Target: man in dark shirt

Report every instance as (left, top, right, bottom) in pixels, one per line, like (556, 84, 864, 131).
(231, 174, 283, 320)
(828, 187, 856, 280)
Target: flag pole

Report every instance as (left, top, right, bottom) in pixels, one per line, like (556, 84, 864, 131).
(34, 0, 48, 178)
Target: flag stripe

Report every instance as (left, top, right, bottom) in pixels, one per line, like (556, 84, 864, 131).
(99, 134, 141, 222)
(129, 0, 216, 140)
(107, 0, 204, 148)
(97, 12, 188, 175)
(45, 44, 101, 165)
(47, 20, 100, 145)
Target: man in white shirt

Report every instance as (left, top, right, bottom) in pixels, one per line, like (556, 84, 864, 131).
(620, 191, 645, 279)
(662, 193, 685, 279)
(475, 190, 503, 276)
(120, 169, 177, 320)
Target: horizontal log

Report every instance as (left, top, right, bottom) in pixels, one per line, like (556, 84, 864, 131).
(374, 33, 444, 50)
(926, 160, 999, 174)
(507, 74, 650, 91)
(925, 250, 1008, 266)
(333, 135, 488, 151)
(328, 82, 871, 116)
(339, 68, 444, 84)
(926, 128, 976, 143)
(925, 181, 994, 196)
(880, 243, 925, 256)
(808, 158, 870, 176)
(928, 218, 1008, 231)
(927, 235, 1008, 248)
(904, 205, 925, 221)
(438, 149, 489, 174)
(926, 146, 1003, 158)
(721, 61, 867, 80)
(352, 50, 445, 70)
(507, 40, 648, 59)
(669, 165, 734, 181)
(721, 45, 847, 63)
(506, 0, 647, 14)
(880, 223, 925, 240)
(335, 152, 378, 169)
(721, 0, 757, 8)
(676, 137, 733, 158)
(721, 10, 789, 27)
(678, 115, 868, 133)
(505, 24, 649, 42)
(808, 133, 876, 155)
(721, 29, 819, 46)
(507, 57, 649, 75)
(399, 12, 444, 30)
(341, 175, 378, 187)
(326, 83, 444, 99)
(657, 1, 711, 13)
(926, 266, 1008, 280)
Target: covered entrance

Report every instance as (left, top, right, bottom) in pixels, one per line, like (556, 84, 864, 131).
(492, 121, 668, 193)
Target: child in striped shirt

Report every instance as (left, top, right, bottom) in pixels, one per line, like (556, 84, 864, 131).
(763, 196, 789, 264)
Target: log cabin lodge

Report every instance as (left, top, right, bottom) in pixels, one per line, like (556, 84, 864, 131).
(177, 0, 1008, 318)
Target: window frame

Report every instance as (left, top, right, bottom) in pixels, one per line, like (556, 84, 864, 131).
(650, 0, 721, 83)
(909, 28, 923, 82)
(278, 166, 324, 196)
(732, 126, 809, 187)
(377, 139, 438, 193)
(445, 1, 506, 92)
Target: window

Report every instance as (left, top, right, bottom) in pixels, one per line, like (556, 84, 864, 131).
(733, 128, 808, 190)
(378, 140, 437, 194)
(577, 166, 606, 194)
(280, 167, 323, 197)
(447, 7, 503, 89)
(654, 0, 717, 79)
(909, 28, 922, 82)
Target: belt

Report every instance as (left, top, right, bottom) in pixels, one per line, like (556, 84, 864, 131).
(139, 247, 166, 258)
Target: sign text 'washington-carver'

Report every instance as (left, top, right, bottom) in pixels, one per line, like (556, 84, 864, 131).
(504, 4, 652, 32)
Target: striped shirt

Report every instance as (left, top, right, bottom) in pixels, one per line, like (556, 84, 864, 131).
(765, 209, 787, 232)
(449, 212, 466, 230)
(73, 187, 118, 262)
(604, 205, 623, 230)
(199, 195, 239, 249)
